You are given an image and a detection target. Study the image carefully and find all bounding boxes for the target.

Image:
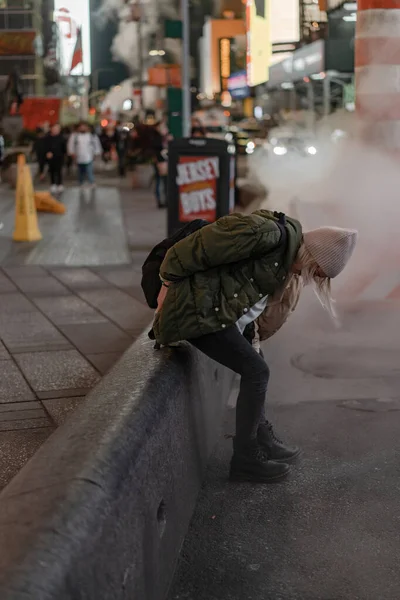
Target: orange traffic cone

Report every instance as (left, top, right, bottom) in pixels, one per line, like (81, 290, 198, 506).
(13, 155, 42, 242)
(34, 192, 66, 214)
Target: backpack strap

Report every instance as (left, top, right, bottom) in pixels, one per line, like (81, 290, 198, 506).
(273, 211, 287, 248)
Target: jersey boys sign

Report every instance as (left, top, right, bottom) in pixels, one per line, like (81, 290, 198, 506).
(177, 156, 220, 222)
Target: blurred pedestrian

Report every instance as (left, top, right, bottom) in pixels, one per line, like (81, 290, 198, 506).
(32, 127, 47, 181)
(68, 122, 102, 187)
(151, 122, 168, 208)
(126, 127, 141, 188)
(44, 123, 66, 194)
(100, 125, 116, 171)
(62, 126, 73, 177)
(191, 127, 206, 138)
(115, 121, 128, 177)
(191, 118, 206, 137)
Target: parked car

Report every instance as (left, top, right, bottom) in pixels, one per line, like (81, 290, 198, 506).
(266, 135, 318, 158)
(206, 126, 257, 155)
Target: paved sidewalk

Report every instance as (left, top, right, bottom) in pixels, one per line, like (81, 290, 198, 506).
(0, 183, 163, 491)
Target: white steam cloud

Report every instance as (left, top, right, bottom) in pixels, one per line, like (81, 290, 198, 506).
(251, 111, 400, 306)
(95, 0, 181, 74)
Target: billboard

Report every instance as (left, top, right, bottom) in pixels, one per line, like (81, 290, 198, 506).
(54, 0, 91, 76)
(228, 71, 250, 99)
(148, 65, 181, 87)
(246, 0, 271, 87)
(0, 31, 35, 56)
(177, 156, 219, 222)
(270, 0, 300, 44)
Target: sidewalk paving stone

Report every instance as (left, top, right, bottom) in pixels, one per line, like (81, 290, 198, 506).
(0, 341, 10, 360)
(32, 295, 107, 326)
(0, 417, 52, 431)
(0, 272, 17, 293)
(4, 266, 49, 279)
(86, 352, 122, 375)
(0, 401, 46, 421)
(93, 266, 138, 288)
(43, 397, 85, 426)
(59, 322, 132, 354)
(50, 268, 113, 290)
(0, 429, 54, 489)
(10, 276, 70, 297)
(78, 288, 153, 331)
(0, 312, 72, 353)
(15, 350, 100, 399)
(0, 361, 35, 403)
(0, 292, 37, 314)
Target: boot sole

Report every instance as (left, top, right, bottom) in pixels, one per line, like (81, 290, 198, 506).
(271, 449, 302, 464)
(229, 468, 290, 484)
(269, 450, 302, 465)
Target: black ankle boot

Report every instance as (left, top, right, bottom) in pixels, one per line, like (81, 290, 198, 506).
(230, 438, 290, 483)
(257, 422, 301, 463)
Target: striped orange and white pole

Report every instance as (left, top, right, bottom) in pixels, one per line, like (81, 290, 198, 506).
(356, 0, 400, 149)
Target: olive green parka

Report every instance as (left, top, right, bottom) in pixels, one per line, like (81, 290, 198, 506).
(153, 210, 303, 345)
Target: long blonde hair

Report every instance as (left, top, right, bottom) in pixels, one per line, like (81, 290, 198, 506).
(295, 243, 338, 322)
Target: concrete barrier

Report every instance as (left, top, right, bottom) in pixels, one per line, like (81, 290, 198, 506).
(0, 333, 234, 600)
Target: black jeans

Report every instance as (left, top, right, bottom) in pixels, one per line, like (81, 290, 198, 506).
(190, 326, 269, 445)
(49, 160, 63, 186)
(117, 152, 126, 177)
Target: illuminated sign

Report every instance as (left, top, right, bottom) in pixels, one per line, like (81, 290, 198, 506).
(0, 31, 35, 56)
(270, 0, 300, 44)
(228, 70, 250, 99)
(54, 0, 91, 76)
(219, 37, 232, 92)
(246, 0, 271, 87)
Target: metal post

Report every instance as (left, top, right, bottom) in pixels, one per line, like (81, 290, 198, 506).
(323, 73, 330, 118)
(136, 3, 144, 112)
(80, 77, 89, 121)
(181, 0, 191, 137)
(306, 80, 315, 132)
(93, 70, 99, 95)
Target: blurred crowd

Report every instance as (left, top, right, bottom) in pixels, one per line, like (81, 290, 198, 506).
(31, 119, 172, 208)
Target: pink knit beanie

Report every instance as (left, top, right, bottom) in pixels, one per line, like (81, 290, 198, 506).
(303, 226, 358, 278)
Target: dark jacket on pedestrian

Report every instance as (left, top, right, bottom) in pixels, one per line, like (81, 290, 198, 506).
(100, 132, 116, 153)
(153, 210, 303, 345)
(44, 133, 66, 162)
(151, 129, 165, 163)
(115, 128, 128, 156)
(33, 134, 46, 161)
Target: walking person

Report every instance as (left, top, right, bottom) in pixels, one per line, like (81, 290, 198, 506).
(153, 211, 358, 484)
(32, 127, 47, 181)
(44, 123, 66, 194)
(68, 122, 102, 187)
(151, 122, 168, 208)
(62, 126, 73, 177)
(115, 121, 128, 177)
(126, 127, 141, 188)
(100, 125, 116, 171)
